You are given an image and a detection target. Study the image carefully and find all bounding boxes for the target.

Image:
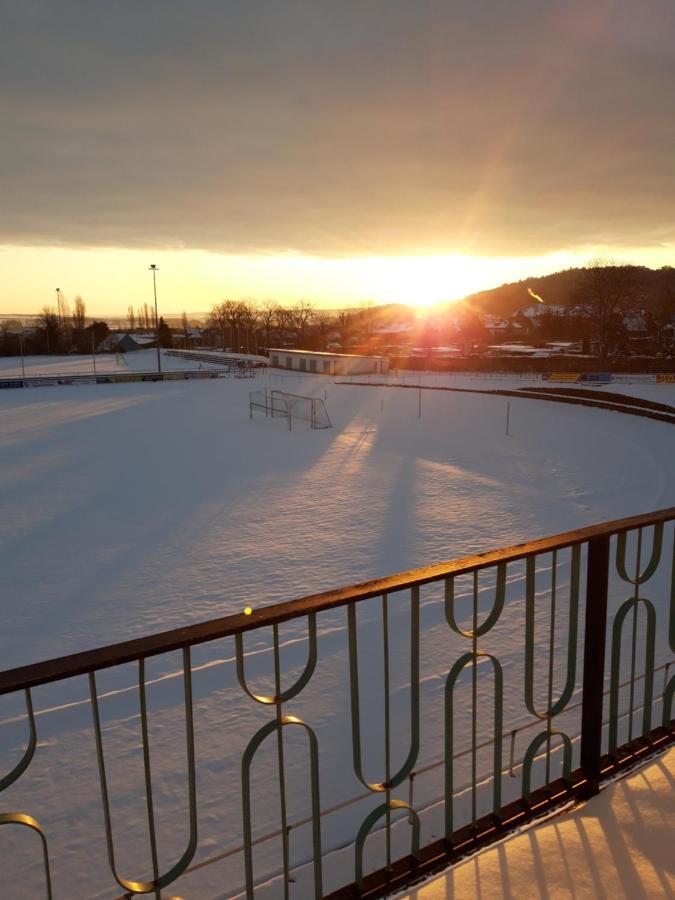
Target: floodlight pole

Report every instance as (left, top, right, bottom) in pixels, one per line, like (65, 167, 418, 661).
(55, 287, 62, 352)
(19, 330, 25, 379)
(149, 264, 162, 373)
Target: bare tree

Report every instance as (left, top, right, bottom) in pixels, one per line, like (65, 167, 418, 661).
(127, 305, 136, 331)
(209, 299, 256, 351)
(286, 300, 315, 345)
(208, 300, 234, 349)
(571, 260, 643, 362)
(275, 304, 294, 334)
(644, 271, 675, 356)
(38, 305, 60, 353)
(312, 310, 337, 350)
(257, 300, 279, 350)
(336, 307, 359, 347)
(72, 296, 86, 332)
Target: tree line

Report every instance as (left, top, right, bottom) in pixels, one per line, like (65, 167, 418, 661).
(205, 299, 352, 353)
(0, 296, 112, 356)
(1, 263, 673, 361)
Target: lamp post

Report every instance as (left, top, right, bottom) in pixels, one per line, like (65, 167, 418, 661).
(55, 288, 62, 353)
(149, 264, 161, 373)
(19, 329, 25, 379)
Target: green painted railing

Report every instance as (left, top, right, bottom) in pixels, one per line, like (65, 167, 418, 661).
(0, 508, 674, 898)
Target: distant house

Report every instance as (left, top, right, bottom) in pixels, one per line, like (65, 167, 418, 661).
(173, 327, 206, 349)
(479, 314, 516, 338)
(515, 303, 568, 321)
(624, 313, 647, 336)
(372, 322, 413, 337)
(97, 332, 157, 352)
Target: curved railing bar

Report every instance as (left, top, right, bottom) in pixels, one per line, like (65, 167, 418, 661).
(241, 715, 322, 900)
(348, 588, 420, 792)
(669, 526, 675, 655)
(666, 531, 675, 726)
(0, 812, 52, 900)
(609, 597, 656, 752)
(354, 800, 420, 890)
(0, 689, 36, 793)
(663, 677, 675, 727)
(616, 524, 663, 585)
(525, 545, 580, 719)
(235, 614, 317, 705)
(445, 651, 503, 838)
(445, 564, 506, 638)
(521, 729, 573, 802)
(89, 647, 197, 894)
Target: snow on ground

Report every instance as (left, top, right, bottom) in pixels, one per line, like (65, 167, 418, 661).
(0, 348, 223, 377)
(398, 746, 675, 900)
(1, 370, 674, 898)
(343, 369, 675, 402)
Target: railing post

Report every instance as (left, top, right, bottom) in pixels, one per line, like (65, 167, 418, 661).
(579, 534, 611, 797)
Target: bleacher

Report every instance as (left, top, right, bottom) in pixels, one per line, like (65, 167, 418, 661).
(166, 350, 266, 370)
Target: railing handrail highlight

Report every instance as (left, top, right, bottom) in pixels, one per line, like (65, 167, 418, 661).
(2, 505, 674, 696)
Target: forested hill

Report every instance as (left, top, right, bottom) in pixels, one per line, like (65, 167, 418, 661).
(460, 265, 675, 316)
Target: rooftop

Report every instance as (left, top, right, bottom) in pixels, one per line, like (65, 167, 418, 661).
(267, 347, 387, 359)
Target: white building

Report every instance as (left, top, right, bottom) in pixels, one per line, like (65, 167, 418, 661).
(268, 348, 389, 375)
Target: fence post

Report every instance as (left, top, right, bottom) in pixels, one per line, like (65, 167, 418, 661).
(579, 534, 611, 798)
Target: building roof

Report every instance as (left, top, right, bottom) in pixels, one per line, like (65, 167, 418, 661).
(267, 348, 387, 360)
(372, 323, 413, 335)
(480, 315, 509, 329)
(517, 304, 569, 319)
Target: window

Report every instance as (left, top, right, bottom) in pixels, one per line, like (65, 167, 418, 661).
(286, 356, 292, 368)
(299, 358, 307, 371)
(323, 360, 331, 373)
(272, 354, 279, 366)
(309, 359, 317, 372)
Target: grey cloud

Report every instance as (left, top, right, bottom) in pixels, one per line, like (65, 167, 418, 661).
(1, 0, 674, 256)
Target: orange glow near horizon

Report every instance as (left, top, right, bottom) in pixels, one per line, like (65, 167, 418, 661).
(1, 243, 673, 318)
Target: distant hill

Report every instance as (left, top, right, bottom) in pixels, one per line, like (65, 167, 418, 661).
(459, 265, 675, 317)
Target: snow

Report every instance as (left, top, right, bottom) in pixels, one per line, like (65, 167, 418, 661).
(397, 746, 675, 899)
(0, 368, 674, 898)
(0, 348, 223, 378)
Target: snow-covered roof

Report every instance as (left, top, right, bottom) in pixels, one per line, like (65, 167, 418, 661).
(267, 348, 387, 360)
(517, 304, 568, 319)
(372, 322, 413, 335)
(481, 315, 509, 329)
(488, 343, 537, 354)
(625, 314, 647, 332)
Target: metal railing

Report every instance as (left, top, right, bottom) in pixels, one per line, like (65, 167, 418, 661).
(0, 508, 673, 898)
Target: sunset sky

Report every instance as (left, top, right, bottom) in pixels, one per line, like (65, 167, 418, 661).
(2, 0, 674, 316)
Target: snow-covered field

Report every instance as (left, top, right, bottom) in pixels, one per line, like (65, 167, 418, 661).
(0, 348, 213, 378)
(1, 366, 674, 898)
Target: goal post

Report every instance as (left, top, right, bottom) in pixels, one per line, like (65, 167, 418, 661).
(249, 389, 332, 430)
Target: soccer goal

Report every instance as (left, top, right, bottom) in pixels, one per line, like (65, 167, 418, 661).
(249, 389, 332, 430)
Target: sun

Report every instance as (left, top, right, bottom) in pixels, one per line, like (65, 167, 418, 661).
(347, 254, 491, 307)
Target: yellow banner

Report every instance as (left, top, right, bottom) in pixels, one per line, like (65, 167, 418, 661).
(547, 373, 582, 383)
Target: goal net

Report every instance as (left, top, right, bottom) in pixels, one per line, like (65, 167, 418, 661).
(249, 389, 332, 429)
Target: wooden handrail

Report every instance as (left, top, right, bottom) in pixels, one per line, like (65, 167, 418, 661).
(1, 506, 673, 696)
